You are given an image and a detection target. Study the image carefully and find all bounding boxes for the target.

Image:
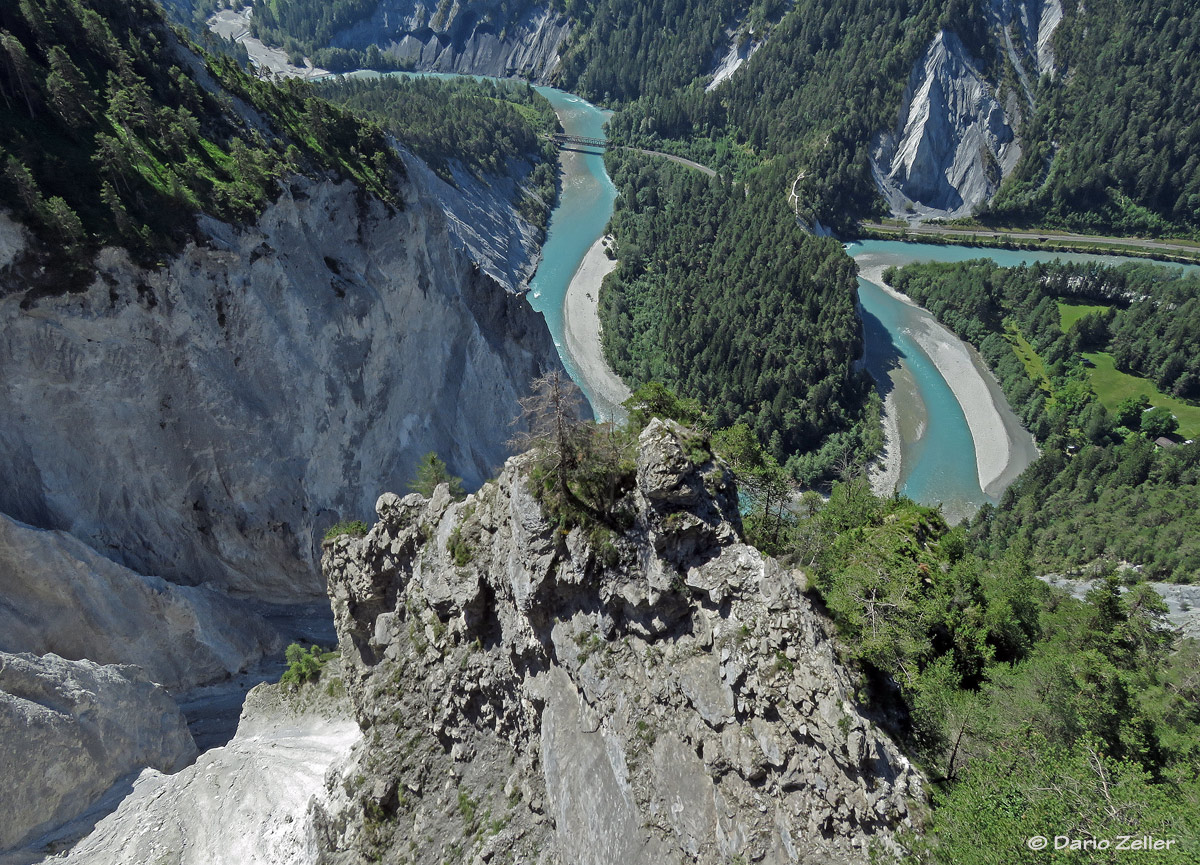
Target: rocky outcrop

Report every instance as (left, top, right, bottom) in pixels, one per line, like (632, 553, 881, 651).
(0, 652, 196, 853)
(0, 512, 281, 692)
(333, 0, 571, 82)
(706, 29, 761, 92)
(990, 0, 1063, 79)
(316, 420, 923, 864)
(0, 167, 561, 602)
(872, 30, 1021, 220)
(50, 663, 358, 865)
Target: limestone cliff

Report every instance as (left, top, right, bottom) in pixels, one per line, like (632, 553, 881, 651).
(990, 0, 1063, 80)
(315, 420, 923, 864)
(872, 30, 1021, 220)
(332, 0, 571, 81)
(0, 652, 196, 853)
(0, 512, 281, 693)
(872, 1, 1066, 221)
(0, 165, 562, 602)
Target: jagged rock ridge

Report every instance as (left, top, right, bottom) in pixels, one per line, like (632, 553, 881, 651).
(315, 420, 923, 864)
(872, 30, 1021, 220)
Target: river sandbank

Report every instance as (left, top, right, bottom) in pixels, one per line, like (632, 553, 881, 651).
(562, 236, 630, 419)
(857, 260, 1036, 497)
(868, 390, 902, 498)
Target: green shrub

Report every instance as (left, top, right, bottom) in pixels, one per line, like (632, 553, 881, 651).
(447, 525, 474, 566)
(280, 643, 336, 686)
(324, 520, 369, 540)
(407, 451, 466, 500)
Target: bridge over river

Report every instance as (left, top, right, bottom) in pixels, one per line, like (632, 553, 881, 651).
(548, 133, 609, 149)
(546, 134, 717, 178)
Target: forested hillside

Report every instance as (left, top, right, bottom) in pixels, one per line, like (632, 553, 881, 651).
(887, 258, 1200, 581)
(603, 0, 954, 231)
(249, 0, 376, 62)
(555, 0, 745, 103)
(230, 0, 1200, 235)
(987, 0, 1200, 235)
(600, 150, 877, 481)
(0, 0, 401, 287)
(316, 75, 558, 226)
(796, 484, 1200, 863)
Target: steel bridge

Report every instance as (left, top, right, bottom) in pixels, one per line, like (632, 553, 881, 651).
(548, 133, 608, 149)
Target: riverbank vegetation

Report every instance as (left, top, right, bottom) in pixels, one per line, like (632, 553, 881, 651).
(885, 258, 1200, 581)
(599, 150, 881, 485)
(857, 223, 1200, 266)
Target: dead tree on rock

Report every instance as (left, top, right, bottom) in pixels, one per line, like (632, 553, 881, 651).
(511, 370, 613, 527)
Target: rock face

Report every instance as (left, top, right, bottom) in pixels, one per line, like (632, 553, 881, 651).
(54, 666, 359, 865)
(990, 0, 1063, 78)
(706, 28, 762, 92)
(0, 167, 561, 601)
(0, 512, 281, 692)
(405, 155, 544, 296)
(872, 30, 1021, 219)
(332, 0, 571, 81)
(316, 420, 923, 864)
(0, 652, 196, 853)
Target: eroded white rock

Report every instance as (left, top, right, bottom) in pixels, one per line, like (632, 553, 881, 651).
(51, 666, 358, 865)
(0, 512, 280, 691)
(872, 30, 1021, 219)
(0, 652, 196, 853)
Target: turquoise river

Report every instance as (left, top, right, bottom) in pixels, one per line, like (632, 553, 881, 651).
(523, 87, 617, 411)
(382, 79, 1197, 522)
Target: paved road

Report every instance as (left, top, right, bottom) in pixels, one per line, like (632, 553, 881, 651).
(861, 222, 1200, 257)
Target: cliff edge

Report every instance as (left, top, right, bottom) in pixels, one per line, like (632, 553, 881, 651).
(315, 419, 923, 864)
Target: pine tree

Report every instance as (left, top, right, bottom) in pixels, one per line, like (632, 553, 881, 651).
(408, 452, 465, 500)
